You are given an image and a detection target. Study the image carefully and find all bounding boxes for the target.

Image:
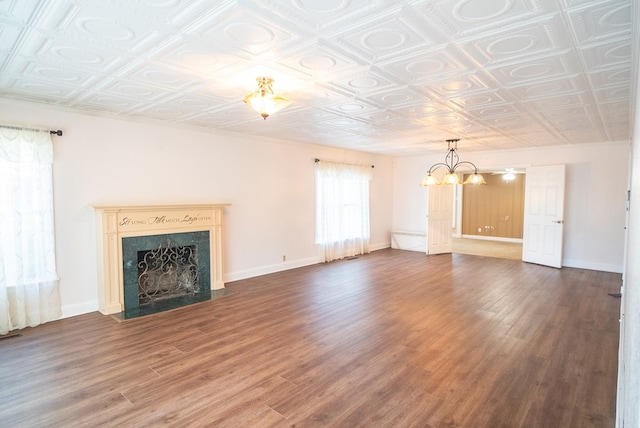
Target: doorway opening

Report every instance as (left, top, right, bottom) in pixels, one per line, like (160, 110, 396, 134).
(453, 169, 525, 260)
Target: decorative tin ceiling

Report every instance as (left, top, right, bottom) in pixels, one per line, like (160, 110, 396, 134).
(0, 0, 635, 155)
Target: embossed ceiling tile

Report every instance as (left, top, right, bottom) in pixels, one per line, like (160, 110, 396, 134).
(594, 85, 631, 103)
(392, 101, 452, 120)
(181, 111, 239, 129)
(351, 125, 404, 139)
(123, 63, 201, 91)
(419, 72, 492, 99)
(417, 109, 471, 126)
(588, 66, 630, 88)
(248, 0, 388, 32)
(512, 131, 569, 146)
(0, 19, 23, 52)
(318, 116, 372, 132)
(458, 14, 569, 67)
(158, 93, 224, 112)
(604, 126, 630, 141)
(0, 77, 78, 103)
(425, 0, 557, 37)
(330, 6, 444, 63)
(442, 119, 501, 136)
(599, 100, 630, 117)
(352, 109, 405, 125)
(128, 104, 191, 121)
(488, 113, 540, 130)
(39, 1, 173, 55)
(565, 0, 632, 45)
(40, 43, 131, 74)
(16, 62, 100, 90)
(275, 107, 342, 124)
(487, 52, 580, 86)
(0, 0, 634, 155)
(377, 117, 430, 134)
(100, 80, 175, 102)
(0, 0, 39, 24)
(506, 76, 587, 100)
(377, 46, 471, 84)
(138, 0, 232, 29)
(148, 38, 245, 74)
(328, 68, 399, 97)
(579, 39, 632, 72)
(555, 129, 608, 143)
(74, 93, 146, 112)
(194, 6, 301, 58)
(462, 103, 522, 120)
(447, 90, 510, 109)
(363, 87, 428, 110)
(538, 104, 595, 118)
(0, 52, 10, 75)
(2, 65, 86, 97)
(524, 92, 592, 111)
(473, 137, 530, 150)
(320, 98, 380, 117)
(277, 40, 367, 79)
(539, 112, 601, 129)
(290, 83, 353, 108)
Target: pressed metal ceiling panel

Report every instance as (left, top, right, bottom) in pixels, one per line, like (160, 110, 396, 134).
(0, 0, 635, 155)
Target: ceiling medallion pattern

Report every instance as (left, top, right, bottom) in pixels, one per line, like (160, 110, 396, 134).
(0, 0, 634, 155)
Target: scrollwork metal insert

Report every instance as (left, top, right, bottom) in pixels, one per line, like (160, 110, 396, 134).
(137, 240, 199, 305)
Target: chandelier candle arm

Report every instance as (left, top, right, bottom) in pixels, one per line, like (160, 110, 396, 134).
(420, 139, 486, 186)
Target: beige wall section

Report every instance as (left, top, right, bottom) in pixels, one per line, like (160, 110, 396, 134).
(461, 173, 525, 239)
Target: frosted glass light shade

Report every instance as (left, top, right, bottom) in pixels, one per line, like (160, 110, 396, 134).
(244, 77, 290, 119)
(442, 172, 461, 185)
(464, 173, 486, 185)
(420, 174, 439, 186)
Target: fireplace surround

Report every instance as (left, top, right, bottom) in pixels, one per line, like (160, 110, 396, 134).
(93, 204, 228, 316)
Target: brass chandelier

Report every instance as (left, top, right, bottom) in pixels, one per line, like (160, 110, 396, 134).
(243, 76, 290, 120)
(420, 139, 486, 186)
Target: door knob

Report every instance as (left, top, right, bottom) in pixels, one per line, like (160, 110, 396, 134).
(552, 220, 564, 224)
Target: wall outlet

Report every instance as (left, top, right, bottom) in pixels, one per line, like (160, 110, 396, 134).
(282, 255, 286, 262)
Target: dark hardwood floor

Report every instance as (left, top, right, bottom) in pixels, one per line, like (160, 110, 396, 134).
(0, 249, 621, 427)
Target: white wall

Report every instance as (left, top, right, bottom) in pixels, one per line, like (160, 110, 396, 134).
(0, 99, 394, 318)
(617, 15, 640, 423)
(393, 142, 629, 273)
(619, 113, 639, 428)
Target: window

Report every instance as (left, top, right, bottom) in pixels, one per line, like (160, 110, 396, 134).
(0, 126, 60, 334)
(315, 160, 372, 262)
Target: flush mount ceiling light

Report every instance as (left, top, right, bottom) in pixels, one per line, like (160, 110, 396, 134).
(243, 76, 290, 120)
(502, 168, 517, 182)
(420, 139, 486, 186)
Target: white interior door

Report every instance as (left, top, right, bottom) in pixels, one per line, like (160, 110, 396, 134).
(427, 185, 453, 255)
(522, 164, 565, 268)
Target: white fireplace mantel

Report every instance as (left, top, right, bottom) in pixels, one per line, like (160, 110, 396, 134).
(93, 204, 229, 315)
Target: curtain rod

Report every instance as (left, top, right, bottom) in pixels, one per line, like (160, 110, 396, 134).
(314, 158, 374, 168)
(0, 124, 63, 136)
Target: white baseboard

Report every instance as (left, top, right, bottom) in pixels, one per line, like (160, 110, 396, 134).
(224, 256, 320, 283)
(61, 301, 99, 319)
(224, 243, 391, 283)
(459, 235, 523, 243)
(562, 259, 623, 274)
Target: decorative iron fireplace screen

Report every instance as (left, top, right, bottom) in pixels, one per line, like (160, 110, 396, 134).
(122, 231, 211, 317)
(137, 241, 199, 305)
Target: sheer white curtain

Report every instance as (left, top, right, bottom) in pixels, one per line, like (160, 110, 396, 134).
(315, 160, 373, 262)
(0, 126, 60, 335)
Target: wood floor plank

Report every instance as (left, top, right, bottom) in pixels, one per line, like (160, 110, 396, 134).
(0, 249, 621, 427)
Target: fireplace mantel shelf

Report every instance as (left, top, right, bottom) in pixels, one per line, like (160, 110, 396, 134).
(93, 204, 229, 315)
